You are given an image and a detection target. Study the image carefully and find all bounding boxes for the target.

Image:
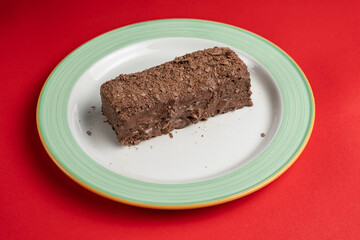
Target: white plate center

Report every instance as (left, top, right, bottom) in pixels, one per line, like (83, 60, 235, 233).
(68, 37, 283, 184)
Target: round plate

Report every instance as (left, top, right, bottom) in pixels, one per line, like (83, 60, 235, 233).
(37, 19, 315, 209)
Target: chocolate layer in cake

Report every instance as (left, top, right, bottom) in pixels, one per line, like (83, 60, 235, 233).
(100, 47, 253, 145)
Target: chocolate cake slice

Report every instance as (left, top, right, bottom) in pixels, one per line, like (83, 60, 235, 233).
(100, 47, 253, 145)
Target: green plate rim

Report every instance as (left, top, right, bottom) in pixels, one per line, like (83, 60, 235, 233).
(37, 19, 315, 209)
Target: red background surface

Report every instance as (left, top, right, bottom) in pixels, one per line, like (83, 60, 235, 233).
(1, 0, 359, 239)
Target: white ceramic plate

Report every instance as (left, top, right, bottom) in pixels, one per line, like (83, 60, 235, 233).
(38, 19, 314, 209)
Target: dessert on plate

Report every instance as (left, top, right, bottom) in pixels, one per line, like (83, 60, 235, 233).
(100, 47, 252, 145)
